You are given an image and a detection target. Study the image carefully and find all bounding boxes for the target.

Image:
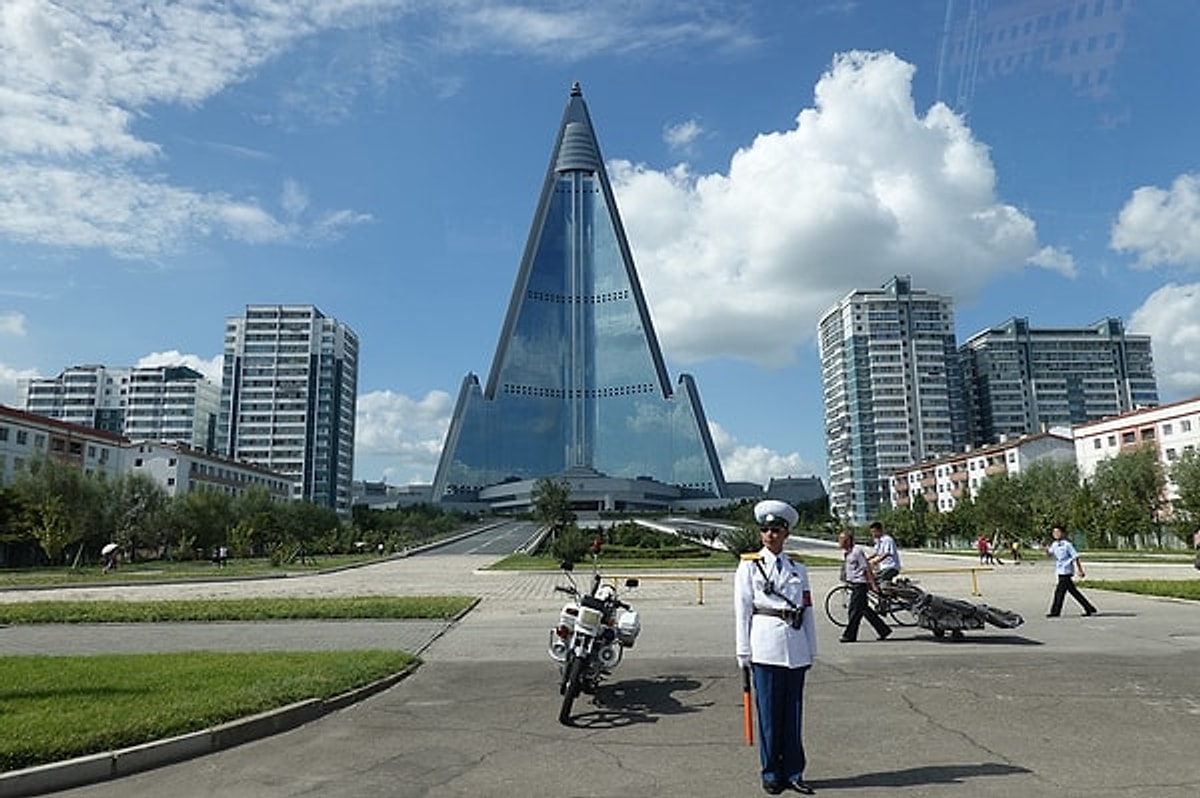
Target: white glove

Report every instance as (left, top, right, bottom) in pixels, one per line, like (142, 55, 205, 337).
(736, 655, 751, 670)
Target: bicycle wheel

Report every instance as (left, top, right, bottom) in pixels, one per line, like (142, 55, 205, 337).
(824, 584, 851, 627)
(884, 598, 919, 627)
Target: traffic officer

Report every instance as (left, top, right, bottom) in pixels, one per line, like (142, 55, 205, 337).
(734, 499, 818, 795)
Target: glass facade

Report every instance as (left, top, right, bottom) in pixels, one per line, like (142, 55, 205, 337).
(432, 84, 725, 501)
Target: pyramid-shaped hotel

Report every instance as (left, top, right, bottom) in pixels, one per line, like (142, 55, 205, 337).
(432, 83, 727, 512)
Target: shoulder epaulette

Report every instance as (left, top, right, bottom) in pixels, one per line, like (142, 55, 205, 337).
(740, 552, 762, 561)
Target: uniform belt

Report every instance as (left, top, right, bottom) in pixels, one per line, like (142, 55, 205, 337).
(753, 606, 801, 622)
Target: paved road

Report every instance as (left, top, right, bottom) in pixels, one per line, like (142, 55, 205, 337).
(3, 547, 1199, 798)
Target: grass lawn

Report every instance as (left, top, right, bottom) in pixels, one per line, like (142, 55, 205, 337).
(0, 595, 477, 625)
(1087, 578, 1200, 601)
(0, 650, 416, 772)
(0, 553, 385, 588)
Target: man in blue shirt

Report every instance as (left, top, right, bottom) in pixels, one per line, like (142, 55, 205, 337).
(1045, 525, 1097, 617)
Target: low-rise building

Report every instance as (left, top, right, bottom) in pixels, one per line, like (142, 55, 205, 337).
(1, 405, 290, 502)
(889, 431, 1075, 513)
(0, 404, 125, 484)
(1072, 395, 1200, 506)
(126, 440, 293, 501)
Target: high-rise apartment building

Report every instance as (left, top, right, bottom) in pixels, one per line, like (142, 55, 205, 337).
(19, 364, 218, 450)
(818, 276, 964, 525)
(217, 305, 358, 514)
(959, 317, 1158, 446)
(431, 83, 726, 508)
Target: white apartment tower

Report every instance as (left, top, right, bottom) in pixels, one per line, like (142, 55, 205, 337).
(217, 305, 358, 514)
(19, 364, 218, 450)
(818, 276, 964, 525)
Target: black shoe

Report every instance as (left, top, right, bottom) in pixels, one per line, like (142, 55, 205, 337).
(1083, 608, 1097, 616)
(762, 781, 785, 794)
(838, 636, 855, 643)
(789, 779, 816, 794)
(877, 628, 892, 641)
(1045, 613, 1059, 618)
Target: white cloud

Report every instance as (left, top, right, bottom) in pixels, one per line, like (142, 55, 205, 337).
(0, 0, 382, 259)
(445, 4, 759, 60)
(0, 361, 40, 406)
(1128, 282, 1200, 399)
(0, 310, 26, 336)
(709, 421, 815, 487)
(611, 50, 1042, 366)
(136, 351, 223, 384)
(354, 389, 453, 483)
(664, 119, 703, 154)
(1028, 245, 1078, 278)
(1110, 174, 1200, 269)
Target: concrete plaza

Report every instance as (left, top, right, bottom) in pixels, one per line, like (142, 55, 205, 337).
(2, 546, 1198, 798)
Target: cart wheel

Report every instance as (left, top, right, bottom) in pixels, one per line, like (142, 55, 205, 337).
(951, 629, 965, 640)
(932, 628, 945, 638)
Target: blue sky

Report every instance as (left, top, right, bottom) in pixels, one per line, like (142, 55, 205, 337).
(3, 0, 1200, 490)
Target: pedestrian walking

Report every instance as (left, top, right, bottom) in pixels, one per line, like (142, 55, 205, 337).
(1045, 525, 1097, 617)
(838, 531, 891, 643)
(734, 499, 817, 795)
(976, 535, 993, 565)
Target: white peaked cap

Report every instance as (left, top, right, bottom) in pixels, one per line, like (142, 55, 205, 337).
(754, 499, 798, 528)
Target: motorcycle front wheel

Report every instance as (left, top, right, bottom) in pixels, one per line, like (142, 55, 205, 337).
(559, 654, 587, 725)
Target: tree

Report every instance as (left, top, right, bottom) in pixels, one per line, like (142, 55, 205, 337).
(972, 473, 1031, 544)
(108, 472, 169, 561)
(10, 455, 106, 564)
(1091, 445, 1167, 547)
(167, 489, 235, 559)
(1019, 459, 1080, 541)
(1169, 449, 1200, 532)
(532, 478, 574, 532)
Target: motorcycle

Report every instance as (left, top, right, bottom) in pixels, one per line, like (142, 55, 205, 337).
(548, 553, 640, 725)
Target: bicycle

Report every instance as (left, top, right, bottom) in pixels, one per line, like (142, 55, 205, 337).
(824, 577, 921, 628)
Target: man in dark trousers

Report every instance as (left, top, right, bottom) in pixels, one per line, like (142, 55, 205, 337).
(838, 531, 892, 643)
(734, 500, 817, 795)
(1045, 525, 1097, 617)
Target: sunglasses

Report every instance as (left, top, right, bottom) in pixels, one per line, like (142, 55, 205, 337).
(759, 524, 789, 533)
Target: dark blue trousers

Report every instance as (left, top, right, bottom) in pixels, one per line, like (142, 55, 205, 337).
(752, 662, 808, 786)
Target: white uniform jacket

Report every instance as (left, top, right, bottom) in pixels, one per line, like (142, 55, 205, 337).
(734, 548, 818, 668)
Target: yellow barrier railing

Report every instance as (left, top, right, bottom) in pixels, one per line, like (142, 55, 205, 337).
(899, 567, 993, 596)
(606, 574, 722, 605)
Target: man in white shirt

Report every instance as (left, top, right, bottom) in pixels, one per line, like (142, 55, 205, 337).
(734, 500, 817, 795)
(867, 521, 901, 582)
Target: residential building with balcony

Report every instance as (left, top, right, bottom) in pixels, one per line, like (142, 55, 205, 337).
(888, 431, 1075, 514)
(818, 276, 965, 525)
(217, 304, 358, 514)
(959, 316, 1158, 447)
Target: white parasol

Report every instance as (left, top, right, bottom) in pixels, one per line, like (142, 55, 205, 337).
(101, 542, 119, 555)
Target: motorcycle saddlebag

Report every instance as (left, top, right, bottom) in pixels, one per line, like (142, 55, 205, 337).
(616, 609, 641, 646)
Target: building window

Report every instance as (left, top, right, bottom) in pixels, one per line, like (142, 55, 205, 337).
(16, 430, 28, 445)
(1183, 420, 1193, 433)
(1121, 431, 1136, 445)
(1162, 423, 1173, 436)
(0, 427, 7, 442)
(1093, 439, 1102, 449)
(134, 458, 143, 467)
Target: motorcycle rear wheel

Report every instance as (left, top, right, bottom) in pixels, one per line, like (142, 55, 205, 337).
(558, 655, 586, 725)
